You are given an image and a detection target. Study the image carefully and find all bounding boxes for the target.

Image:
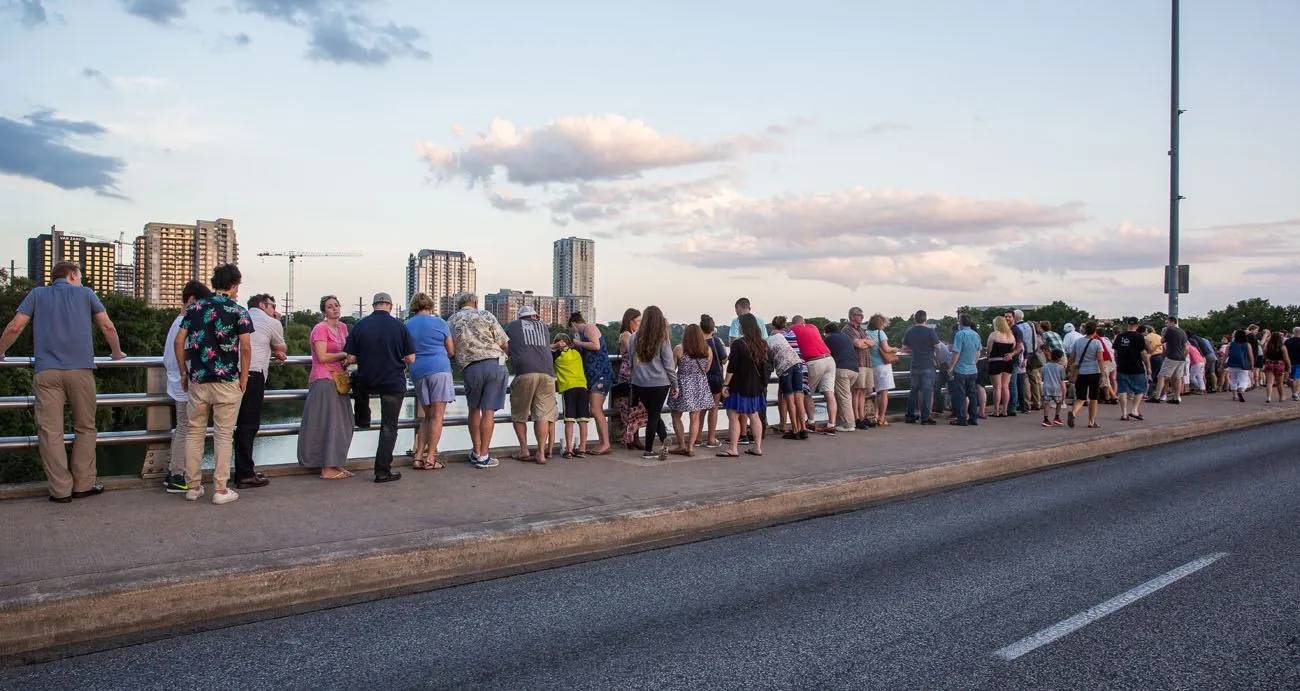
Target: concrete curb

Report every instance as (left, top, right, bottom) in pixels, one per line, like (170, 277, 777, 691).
(3, 405, 1298, 662)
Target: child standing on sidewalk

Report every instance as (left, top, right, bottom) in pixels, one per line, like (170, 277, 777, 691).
(553, 334, 590, 458)
(1041, 349, 1066, 427)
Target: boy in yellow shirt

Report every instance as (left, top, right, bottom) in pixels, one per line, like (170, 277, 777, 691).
(552, 334, 590, 458)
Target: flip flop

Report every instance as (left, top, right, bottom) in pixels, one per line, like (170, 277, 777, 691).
(744, 449, 764, 456)
(512, 454, 536, 462)
(715, 451, 740, 457)
(1130, 414, 1144, 421)
(320, 470, 350, 480)
(671, 448, 691, 456)
(590, 448, 613, 456)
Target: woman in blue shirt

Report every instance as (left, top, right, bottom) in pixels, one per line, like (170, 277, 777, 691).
(405, 293, 455, 469)
(1224, 329, 1254, 402)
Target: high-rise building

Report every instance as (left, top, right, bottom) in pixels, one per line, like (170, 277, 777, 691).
(485, 289, 567, 326)
(27, 227, 117, 297)
(113, 264, 136, 298)
(134, 218, 238, 309)
(406, 249, 476, 316)
(552, 237, 595, 322)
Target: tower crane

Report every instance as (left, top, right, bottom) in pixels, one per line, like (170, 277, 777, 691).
(256, 250, 361, 315)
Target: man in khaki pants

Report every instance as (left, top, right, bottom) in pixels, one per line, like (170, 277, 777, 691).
(0, 262, 126, 503)
(174, 264, 254, 505)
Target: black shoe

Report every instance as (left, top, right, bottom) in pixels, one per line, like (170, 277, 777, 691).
(374, 471, 402, 483)
(904, 418, 917, 424)
(949, 419, 967, 426)
(236, 473, 270, 489)
(920, 419, 937, 426)
(782, 432, 799, 440)
(798, 430, 809, 440)
(864, 418, 877, 428)
(1169, 398, 1181, 405)
(1006, 411, 1017, 417)
(855, 420, 868, 430)
(71, 484, 105, 499)
(49, 494, 72, 504)
(739, 435, 753, 446)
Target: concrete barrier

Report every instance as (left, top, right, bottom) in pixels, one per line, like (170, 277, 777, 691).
(3, 403, 1298, 663)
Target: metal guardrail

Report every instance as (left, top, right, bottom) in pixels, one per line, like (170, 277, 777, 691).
(0, 355, 920, 451)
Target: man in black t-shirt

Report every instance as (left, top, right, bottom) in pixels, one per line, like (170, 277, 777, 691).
(345, 293, 415, 483)
(1285, 327, 1300, 401)
(1111, 317, 1151, 420)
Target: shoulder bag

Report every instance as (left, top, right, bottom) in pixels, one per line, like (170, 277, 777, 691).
(875, 330, 900, 365)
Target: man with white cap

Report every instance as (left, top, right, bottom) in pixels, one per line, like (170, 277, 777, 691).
(345, 292, 414, 483)
(505, 305, 558, 463)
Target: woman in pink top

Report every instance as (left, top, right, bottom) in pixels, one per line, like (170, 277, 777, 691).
(297, 296, 356, 479)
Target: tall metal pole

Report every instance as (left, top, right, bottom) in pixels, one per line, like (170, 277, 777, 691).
(287, 254, 296, 316)
(1167, 0, 1182, 319)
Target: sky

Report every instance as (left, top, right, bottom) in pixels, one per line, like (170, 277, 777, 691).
(2, 0, 1298, 324)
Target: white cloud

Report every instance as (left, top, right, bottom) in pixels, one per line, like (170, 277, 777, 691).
(418, 114, 780, 185)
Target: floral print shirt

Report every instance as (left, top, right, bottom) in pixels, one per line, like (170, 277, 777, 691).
(181, 293, 254, 384)
(446, 307, 508, 368)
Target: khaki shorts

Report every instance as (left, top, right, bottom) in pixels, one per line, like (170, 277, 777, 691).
(1158, 358, 1187, 381)
(509, 373, 558, 423)
(853, 366, 874, 393)
(806, 357, 836, 395)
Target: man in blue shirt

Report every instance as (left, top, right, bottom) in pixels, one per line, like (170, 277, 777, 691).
(345, 292, 415, 483)
(0, 262, 126, 502)
(901, 310, 940, 425)
(948, 315, 982, 427)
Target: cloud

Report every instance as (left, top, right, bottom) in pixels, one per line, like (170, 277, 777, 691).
(119, 0, 187, 25)
(419, 114, 781, 185)
(80, 67, 109, 86)
(990, 220, 1300, 274)
(235, 0, 429, 66)
(0, 109, 126, 198)
(79, 68, 171, 91)
(484, 187, 530, 212)
(7, 0, 47, 27)
(226, 31, 252, 46)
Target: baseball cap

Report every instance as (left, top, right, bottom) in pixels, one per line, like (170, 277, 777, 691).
(1127, 316, 1140, 325)
(372, 292, 393, 305)
(518, 305, 538, 318)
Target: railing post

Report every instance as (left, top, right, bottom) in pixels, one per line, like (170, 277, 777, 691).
(139, 365, 172, 479)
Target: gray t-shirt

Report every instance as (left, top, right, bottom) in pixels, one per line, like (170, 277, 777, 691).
(1041, 361, 1065, 396)
(1162, 326, 1188, 361)
(505, 318, 556, 377)
(1070, 337, 1103, 375)
(902, 324, 940, 370)
(16, 279, 105, 373)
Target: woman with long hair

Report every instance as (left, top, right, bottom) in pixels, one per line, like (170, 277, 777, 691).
(297, 296, 356, 479)
(405, 293, 455, 470)
(718, 313, 768, 457)
(1067, 321, 1105, 428)
(629, 305, 678, 460)
(615, 308, 654, 449)
(700, 314, 728, 447)
(568, 312, 614, 455)
(986, 316, 1016, 417)
(1262, 331, 1292, 403)
(668, 324, 714, 455)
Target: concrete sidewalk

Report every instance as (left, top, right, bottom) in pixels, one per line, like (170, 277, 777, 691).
(3, 395, 1299, 662)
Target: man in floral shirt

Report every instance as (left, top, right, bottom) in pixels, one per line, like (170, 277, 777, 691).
(173, 263, 254, 505)
(447, 291, 509, 469)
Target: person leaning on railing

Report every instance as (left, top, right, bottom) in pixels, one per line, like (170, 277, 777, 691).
(160, 281, 213, 495)
(297, 295, 356, 480)
(0, 261, 126, 503)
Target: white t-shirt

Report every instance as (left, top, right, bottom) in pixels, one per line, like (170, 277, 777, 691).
(729, 314, 768, 342)
(163, 314, 186, 402)
(248, 307, 286, 375)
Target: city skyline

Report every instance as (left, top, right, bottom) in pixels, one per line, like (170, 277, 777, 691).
(2, 1, 1298, 324)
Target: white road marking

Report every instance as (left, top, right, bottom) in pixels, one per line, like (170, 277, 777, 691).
(993, 552, 1229, 661)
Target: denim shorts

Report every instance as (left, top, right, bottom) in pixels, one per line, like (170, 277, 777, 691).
(414, 372, 455, 406)
(588, 375, 612, 396)
(1116, 372, 1148, 396)
(778, 366, 802, 395)
(463, 360, 508, 410)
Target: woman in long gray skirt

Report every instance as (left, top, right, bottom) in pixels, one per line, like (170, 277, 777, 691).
(298, 296, 355, 479)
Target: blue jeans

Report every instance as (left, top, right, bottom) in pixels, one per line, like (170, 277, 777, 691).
(951, 372, 979, 423)
(906, 368, 936, 422)
(1009, 370, 1021, 410)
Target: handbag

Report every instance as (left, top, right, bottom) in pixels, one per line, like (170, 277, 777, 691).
(875, 330, 900, 364)
(1067, 339, 1098, 383)
(331, 370, 351, 396)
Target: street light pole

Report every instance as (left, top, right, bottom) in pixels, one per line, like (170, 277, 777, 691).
(1167, 0, 1183, 319)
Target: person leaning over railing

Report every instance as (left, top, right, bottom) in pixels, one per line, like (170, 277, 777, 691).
(447, 291, 509, 469)
(297, 295, 355, 480)
(567, 312, 614, 456)
(0, 261, 126, 503)
(160, 281, 212, 495)
(405, 292, 455, 470)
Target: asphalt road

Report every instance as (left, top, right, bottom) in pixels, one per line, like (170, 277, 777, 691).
(5, 421, 1299, 691)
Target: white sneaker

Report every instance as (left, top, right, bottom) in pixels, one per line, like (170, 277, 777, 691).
(212, 489, 240, 505)
(185, 486, 205, 501)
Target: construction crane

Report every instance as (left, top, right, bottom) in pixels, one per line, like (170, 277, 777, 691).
(256, 250, 361, 315)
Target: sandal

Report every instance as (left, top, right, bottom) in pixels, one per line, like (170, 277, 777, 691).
(1088, 423, 1101, 429)
(671, 448, 691, 456)
(1130, 414, 1144, 421)
(715, 451, 740, 457)
(321, 469, 351, 480)
(429, 459, 445, 470)
(744, 449, 764, 457)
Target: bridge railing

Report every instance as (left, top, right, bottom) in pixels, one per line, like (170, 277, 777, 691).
(0, 356, 923, 472)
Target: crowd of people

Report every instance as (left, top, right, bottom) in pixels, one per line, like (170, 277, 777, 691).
(4, 261, 1300, 505)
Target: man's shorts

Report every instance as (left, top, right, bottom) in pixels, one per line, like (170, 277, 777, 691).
(508, 372, 557, 423)
(1044, 392, 1063, 407)
(853, 366, 874, 393)
(464, 360, 508, 411)
(562, 387, 591, 421)
(414, 372, 455, 406)
(1158, 358, 1187, 381)
(1116, 372, 1148, 396)
(805, 357, 836, 395)
(1292, 364, 1300, 381)
(872, 364, 895, 392)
